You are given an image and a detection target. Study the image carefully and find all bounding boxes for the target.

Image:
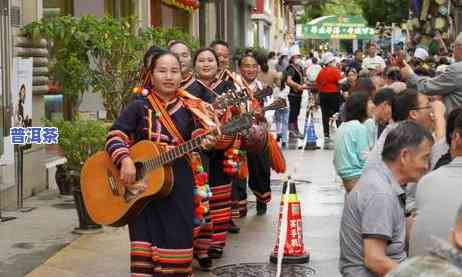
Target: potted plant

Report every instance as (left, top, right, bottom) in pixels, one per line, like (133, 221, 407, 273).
(44, 118, 108, 233)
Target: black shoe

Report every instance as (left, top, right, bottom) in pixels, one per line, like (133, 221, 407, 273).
(304, 144, 320, 150)
(276, 134, 282, 142)
(256, 202, 267, 216)
(289, 129, 304, 139)
(228, 220, 240, 234)
(194, 255, 212, 271)
(208, 247, 223, 259)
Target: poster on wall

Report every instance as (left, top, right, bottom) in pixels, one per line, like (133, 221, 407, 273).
(12, 58, 33, 129)
(0, 58, 33, 164)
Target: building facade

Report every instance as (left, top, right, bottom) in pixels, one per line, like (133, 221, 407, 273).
(199, 0, 255, 52)
(250, 0, 287, 52)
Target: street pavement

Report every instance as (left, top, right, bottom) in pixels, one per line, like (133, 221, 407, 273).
(0, 145, 344, 277)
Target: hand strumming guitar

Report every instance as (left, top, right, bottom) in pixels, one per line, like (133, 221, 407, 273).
(201, 134, 218, 150)
(120, 157, 147, 191)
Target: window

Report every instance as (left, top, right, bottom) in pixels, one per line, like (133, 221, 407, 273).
(105, 0, 135, 17)
(44, 95, 64, 121)
(43, 0, 74, 18)
(264, 24, 270, 49)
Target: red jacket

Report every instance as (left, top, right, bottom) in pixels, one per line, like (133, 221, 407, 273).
(316, 66, 341, 93)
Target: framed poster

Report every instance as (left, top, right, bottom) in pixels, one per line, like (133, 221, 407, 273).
(12, 58, 33, 129)
(0, 57, 33, 163)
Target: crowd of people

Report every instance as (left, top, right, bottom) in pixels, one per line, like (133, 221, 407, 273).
(103, 28, 462, 276)
(327, 35, 462, 276)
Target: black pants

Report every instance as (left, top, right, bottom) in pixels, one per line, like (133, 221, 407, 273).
(247, 147, 271, 204)
(288, 94, 302, 126)
(231, 177, 248, 218)
(319, 93, 342, 138)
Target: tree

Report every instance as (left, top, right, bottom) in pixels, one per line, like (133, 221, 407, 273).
(23, 16, 93, 118)
(357, 0, 409, 26)
(300, 2, 323, 23)
(23, 16, 199, 120)
(300, 0, 408, 26)
(322, 0, 362, 17)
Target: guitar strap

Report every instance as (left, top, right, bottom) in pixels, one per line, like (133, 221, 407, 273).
(146, 93, 192, 162)
(227, 71, 256, 100)
(176, 89, 218, 129)
(146, 91, 216, 161)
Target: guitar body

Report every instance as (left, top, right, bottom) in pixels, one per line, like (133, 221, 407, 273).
(80, 140, 173, 227)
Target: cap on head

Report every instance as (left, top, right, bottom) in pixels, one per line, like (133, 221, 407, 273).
(289, 44, 301, 58)
(321, 52, 335, 65)
(414, 48, 429, 61)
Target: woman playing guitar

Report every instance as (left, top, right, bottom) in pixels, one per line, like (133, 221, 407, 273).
(105, 49, 217, 277)
(184, 47, 238, 265)
(235, 54, 273, 216)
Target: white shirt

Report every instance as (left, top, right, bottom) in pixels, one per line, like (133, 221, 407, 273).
(362, 55, 386, 71)
(306, 64, 322, 82)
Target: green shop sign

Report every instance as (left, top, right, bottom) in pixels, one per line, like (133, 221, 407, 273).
(301, 16, 374, 40)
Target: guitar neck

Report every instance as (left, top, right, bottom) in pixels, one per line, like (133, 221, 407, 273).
(143, 132, 210, 171)
(140, 113, 252, 171)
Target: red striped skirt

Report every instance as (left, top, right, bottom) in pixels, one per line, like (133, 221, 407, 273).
(209, 183, 232, 249)
(130, 241, 193, 276)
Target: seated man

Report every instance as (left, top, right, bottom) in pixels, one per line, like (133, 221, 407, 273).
(410, 112, 462, 257)
(339, 121, 434, 277)
(388, 203, 462, 276)
(364, 88, 395, 149)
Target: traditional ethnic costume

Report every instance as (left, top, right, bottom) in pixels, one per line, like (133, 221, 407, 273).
(180, 72, 194, 90)
(233, 74, 272, 215)
(185, 76, 237, 258)
(106, 90, 214, 277)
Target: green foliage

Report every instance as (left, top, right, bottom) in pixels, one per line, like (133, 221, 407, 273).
(322, 0, 363, 17)
(233, 47, 269, 68)
(43, 118, 109, 170)
(23, 16, 93, 110)
(142, 27, 200, 52)
(22, 16, 199, 120)
(86, 16, 146, 120)
(300, 0, 407, 26)
(300, 2, 323, 23)
(300, 0, 362, 24)
(357, 0, 409, 26)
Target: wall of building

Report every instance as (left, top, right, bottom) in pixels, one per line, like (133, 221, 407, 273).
(271, 0, 286, 52)
(199, 2, 217, 46)
(251, 0, 290, 52)
(73, 0, 105, 17)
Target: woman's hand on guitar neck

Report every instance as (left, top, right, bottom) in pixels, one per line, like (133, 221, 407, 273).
(201, 134, 217, 151)
(120, 157, 138, 188)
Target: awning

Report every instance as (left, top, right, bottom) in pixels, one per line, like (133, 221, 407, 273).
(162, 0, 200, 12)
(300, 16, 374, 40)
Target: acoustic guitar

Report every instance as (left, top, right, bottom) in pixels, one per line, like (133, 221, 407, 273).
(80, 114, 253, 227)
